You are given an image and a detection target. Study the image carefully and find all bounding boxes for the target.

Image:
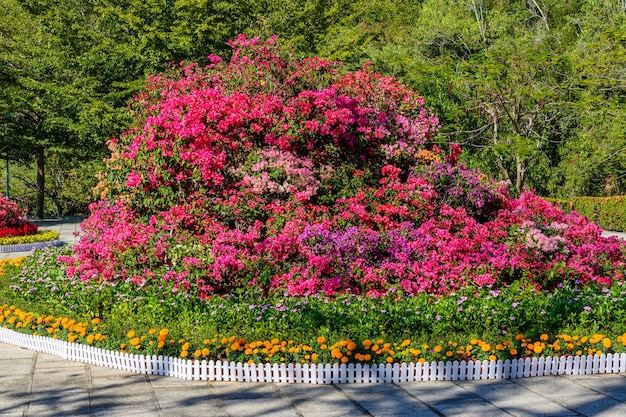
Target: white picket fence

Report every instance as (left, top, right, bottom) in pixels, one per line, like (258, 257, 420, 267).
(2, 326, 625, 383)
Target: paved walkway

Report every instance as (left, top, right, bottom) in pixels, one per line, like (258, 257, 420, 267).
(2, 342, 626, 417)
(3, 221, 626, 416)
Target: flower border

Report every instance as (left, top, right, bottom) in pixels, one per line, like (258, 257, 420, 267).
(2, 327, 625, 384)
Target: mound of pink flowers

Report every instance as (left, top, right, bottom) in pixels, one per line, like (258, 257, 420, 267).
(0, 197, 37, 238)
(61, 35, 626, 298)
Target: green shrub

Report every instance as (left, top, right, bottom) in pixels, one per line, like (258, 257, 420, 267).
(547, 196, 626, 232)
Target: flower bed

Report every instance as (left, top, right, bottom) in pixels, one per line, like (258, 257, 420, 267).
(0, 231, 61, 253)
(2, 36, 626, 383)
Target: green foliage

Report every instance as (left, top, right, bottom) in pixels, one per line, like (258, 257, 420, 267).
(1, 155, 103, 216)
(549, 196, 626, 232)
(4, 248, 626, 361)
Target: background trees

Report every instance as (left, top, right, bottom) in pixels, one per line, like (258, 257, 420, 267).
(1, 0, 624, 216)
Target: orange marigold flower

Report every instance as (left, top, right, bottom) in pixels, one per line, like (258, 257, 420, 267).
(347, 341, 357, 351)
(317, 336, 326, 344)
(540, 334, 549, 341)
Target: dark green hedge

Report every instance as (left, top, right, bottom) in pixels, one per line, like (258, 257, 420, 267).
(547, 196, 626, 232)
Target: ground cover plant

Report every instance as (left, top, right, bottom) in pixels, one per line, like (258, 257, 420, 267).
(2, 36, 626, 366)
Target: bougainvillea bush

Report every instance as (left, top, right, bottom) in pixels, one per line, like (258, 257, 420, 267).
(0, 197, 37, 238)
(61, 35, 626, 299)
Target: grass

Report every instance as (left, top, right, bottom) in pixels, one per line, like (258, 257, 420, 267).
(2, 247, 626, 365)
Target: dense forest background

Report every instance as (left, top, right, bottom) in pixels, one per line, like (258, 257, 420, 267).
(0, 0, 624, 216)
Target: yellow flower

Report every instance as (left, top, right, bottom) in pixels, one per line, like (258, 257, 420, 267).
(127, 330, 136, 338)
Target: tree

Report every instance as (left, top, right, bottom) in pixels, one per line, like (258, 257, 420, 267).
(0, 0, 90, 218)
(1, 0, 260, 217)
(555, 0, 626, 196)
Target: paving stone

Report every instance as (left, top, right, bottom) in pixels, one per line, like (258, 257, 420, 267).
(93, 404, 161, 417)
(28, 389, 92, 416)
(429, 401, 509, 417)
(565, 374, 626, 401)
(152, 385, 220, 410)
(0, 346, 36, 360)
(455, 379, 579, 417)
(396, 380, 483, 404)
(339, 384, 439, 417)
(0, 391, 29, 416)
(0, 361, 35, 376)
(556, 393, 626, 417)
(276, 384, 367, 416)
(513, 374, 599, 397)
(211, 381, 281, 399)
(222, 397, 300, 417)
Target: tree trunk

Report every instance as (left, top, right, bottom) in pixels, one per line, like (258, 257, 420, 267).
(36, 145, 44, 219)
(515, 155, 525, 195)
